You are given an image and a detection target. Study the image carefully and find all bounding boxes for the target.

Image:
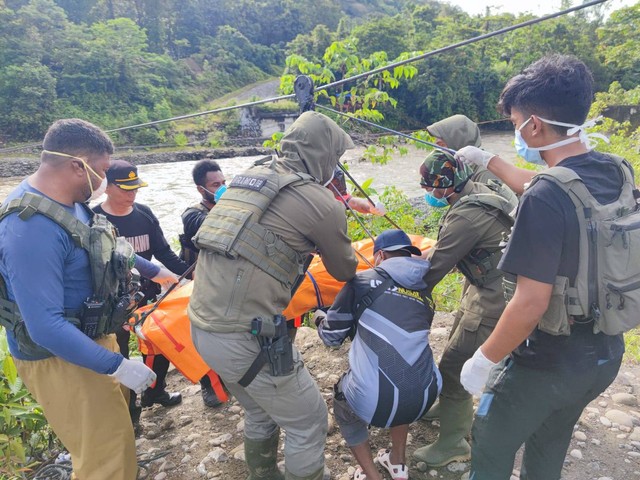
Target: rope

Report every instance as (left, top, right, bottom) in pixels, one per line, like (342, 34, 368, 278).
(0, 0, 607, 154)
(31, 451, 171, 480)
(31, 462, 72, 480)
(316, 104, 455, 154)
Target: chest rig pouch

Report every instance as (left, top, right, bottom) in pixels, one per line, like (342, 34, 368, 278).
(193, 164, 314, 288)
(453, 188, 517, 287)
(0, 193, 138, 357)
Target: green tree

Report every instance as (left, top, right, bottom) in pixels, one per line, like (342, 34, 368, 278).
(597, 4, 640, 89)
(0, 62, 56, 140)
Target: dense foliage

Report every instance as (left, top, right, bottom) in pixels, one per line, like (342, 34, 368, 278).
(0, 331, 58, 478)
(0, 0, 638, 144)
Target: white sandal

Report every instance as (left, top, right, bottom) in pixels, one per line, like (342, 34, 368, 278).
(376, 449, 409, 480)
(354, 465, 367, 480)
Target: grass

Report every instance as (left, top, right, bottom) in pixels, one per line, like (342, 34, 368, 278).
(624, 330, 640, 363)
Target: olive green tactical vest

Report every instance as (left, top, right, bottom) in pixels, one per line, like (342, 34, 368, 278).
(520, 154, 640, 336)
(0, 192, 136, 357)
(194, 164, 314, 288)
(454, 182, 517, 287)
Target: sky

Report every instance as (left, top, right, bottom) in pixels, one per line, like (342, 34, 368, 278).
(445, 0, 638, 17)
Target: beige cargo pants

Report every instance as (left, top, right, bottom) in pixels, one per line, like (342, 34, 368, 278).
(15, 334, 137, 480)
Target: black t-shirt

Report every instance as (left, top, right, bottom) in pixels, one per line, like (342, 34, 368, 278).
(180, 203, 209, 265)
(499, 151, 625, 370)
(93, 203, 189, 276)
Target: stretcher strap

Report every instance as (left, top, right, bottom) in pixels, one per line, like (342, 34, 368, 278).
(206, 370, 229, 402)
(150, 312, 185, 353)
(306, 270, 324, 308)
(143, 339, 157, 389)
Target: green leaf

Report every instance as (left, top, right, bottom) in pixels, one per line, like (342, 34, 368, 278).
(2, 356, 18, 390)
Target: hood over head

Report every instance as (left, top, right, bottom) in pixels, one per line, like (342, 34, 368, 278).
(427, 114, 481, 151)
(379, 257, 430, 290)
(278, 111, 355, 184)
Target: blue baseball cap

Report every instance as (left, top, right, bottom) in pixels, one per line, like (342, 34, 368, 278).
(373, 229, 421, 256)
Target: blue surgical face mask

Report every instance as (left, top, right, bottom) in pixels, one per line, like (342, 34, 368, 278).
(514, 116, 608, 165)
(213, 184, 227, 203)
(514, 127, 546, 165)
(424, 191, 449, 208)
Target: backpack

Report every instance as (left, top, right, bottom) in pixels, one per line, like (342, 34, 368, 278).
(530, 154, 640, 335)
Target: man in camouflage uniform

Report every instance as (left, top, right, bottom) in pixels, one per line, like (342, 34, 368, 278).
(412, 151, 517, 467)
(426, 114, 499, 185)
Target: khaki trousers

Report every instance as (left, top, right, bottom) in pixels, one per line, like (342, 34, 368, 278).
(192, 326, 328, 477)
(15, 334, 137, 480)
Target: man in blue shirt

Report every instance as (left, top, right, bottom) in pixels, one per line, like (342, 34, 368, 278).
(0, 119, 170, 480)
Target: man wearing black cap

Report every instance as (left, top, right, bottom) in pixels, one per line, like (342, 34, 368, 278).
(94, 160, 188, 411)
(316, 229, 440, 480)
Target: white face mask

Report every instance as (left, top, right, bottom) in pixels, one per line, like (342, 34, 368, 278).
(43, 149, 108, 201)
(89, 176, 108, 201)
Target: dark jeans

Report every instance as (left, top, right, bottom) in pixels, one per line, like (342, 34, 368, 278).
(470, 356, 622, 480)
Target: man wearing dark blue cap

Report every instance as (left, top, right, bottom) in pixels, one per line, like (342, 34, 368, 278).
(316, 229, 441, 480)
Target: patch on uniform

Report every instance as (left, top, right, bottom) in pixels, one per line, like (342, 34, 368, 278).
(230, 175, 267, 191)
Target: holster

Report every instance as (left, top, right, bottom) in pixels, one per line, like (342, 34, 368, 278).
(238, 314, 294, 387)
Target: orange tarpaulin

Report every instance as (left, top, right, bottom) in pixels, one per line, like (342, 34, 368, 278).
(282, 234, 436, 319)
(133, 234, 435, 388)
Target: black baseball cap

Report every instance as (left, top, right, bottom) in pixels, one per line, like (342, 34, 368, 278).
(373, 229, 422, 256)
(106, 160, 148, 190)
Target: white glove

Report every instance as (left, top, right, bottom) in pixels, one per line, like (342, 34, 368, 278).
(151, 266, 179, 289)
(312, 309, 328, 327)
(370, 201, 387, 216)
(455, 146, 496, 169)
(109, 358, 157, 394)
(460, 347, 498, 397)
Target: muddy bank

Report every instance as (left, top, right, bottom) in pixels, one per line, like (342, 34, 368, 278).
(0, 146, 272, 178)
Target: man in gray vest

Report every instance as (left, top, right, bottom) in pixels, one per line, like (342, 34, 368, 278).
(189, 112, 358, 480)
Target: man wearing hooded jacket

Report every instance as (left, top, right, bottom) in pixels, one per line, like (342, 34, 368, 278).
(425, 114, 499, 186)
(188, 112, 359, 480)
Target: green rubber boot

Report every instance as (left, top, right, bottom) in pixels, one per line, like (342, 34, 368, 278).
(413, 396, 473, 467)
(245, 430, 285, 480)
(421, 398, 441, 421)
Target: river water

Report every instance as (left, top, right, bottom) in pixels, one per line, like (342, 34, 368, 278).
(0, 131, 515, 242)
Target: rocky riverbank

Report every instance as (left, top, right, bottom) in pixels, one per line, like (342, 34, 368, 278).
(0, 146, 272, 178)
(129, 319, 640, 480)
